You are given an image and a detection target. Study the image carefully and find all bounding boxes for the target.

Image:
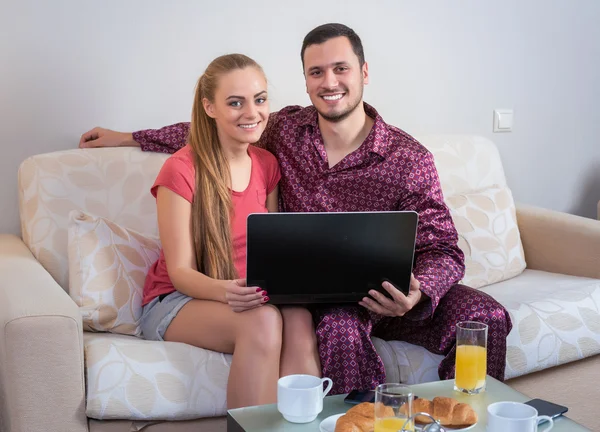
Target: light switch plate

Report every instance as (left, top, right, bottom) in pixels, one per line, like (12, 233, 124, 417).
(493, 109, 513, 132)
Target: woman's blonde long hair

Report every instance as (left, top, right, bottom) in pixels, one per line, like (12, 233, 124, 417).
(188, 54, 264, 280)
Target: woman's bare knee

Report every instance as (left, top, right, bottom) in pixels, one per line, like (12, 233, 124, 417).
(237, 305, 283, 352)
(282, 307, 317, 351)
(281, 307, 313, 324)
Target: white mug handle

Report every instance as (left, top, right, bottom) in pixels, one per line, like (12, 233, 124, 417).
(537, 416, 554, 432)
(321, 378, 333, 398)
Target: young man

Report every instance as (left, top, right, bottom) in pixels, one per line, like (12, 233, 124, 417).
(80, 23, 512, 395)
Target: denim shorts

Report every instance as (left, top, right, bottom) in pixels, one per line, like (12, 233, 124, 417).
(140, 290, 194, 341)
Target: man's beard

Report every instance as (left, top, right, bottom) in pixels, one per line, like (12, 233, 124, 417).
(316, 86, 364, 123)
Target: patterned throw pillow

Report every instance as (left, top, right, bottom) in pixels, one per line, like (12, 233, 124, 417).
(446, 186, 526, 288)
(68, 210, 161, 336)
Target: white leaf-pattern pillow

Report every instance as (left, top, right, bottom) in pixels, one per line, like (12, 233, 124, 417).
(446, 186, 526, 288)
(68, 210, 161, 336)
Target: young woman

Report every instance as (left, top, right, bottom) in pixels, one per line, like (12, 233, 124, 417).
(140, 54, 320, 409)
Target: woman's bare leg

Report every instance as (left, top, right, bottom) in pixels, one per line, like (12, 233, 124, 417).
(279, 306, 321, 377)
(164, 301, 282, 409)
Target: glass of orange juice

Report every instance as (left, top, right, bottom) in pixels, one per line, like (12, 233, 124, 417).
(374, 384, 414, 432)
(454, 321, 488, 395)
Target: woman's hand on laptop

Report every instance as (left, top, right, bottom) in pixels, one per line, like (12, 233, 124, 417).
(358, 274, 422, 317)
(224, 278, 269, 313)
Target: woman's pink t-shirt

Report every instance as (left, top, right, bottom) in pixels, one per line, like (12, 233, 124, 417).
(142, 145, 281, 306)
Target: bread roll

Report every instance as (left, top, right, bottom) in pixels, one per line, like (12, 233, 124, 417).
(334, 402, 394, 432)
(412, 396, 477, 428)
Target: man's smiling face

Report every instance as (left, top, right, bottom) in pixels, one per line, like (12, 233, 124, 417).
(303, 36, 369, 123)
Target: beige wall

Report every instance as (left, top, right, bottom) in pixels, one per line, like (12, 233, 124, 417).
(1, 0, 599, 235)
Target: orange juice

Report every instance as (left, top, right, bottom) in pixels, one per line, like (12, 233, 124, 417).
(455, 344, 486, 391)
(374, 417, 414, 432)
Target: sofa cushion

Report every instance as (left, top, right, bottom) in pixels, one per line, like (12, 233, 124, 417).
(415, 135, 507, 197)
(18, 148, 169, 291)
(480, 269, 600, 379)
(68, 211, 161, 336)
(84, 334, 442, 421)
(372, 337, 444, 385)
(446, 185, 526, 288)
(377, 270, 600, 385)
(84, 333, 231, 420)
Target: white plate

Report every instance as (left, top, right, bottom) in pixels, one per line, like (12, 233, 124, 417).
(410, 424, 477, 432)
(437, 422, 477, 431)
(319, 413, 344, 432)
(319, 413, 476, 432)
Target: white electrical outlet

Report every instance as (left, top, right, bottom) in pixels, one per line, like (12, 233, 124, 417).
(493, 109, 514, 132)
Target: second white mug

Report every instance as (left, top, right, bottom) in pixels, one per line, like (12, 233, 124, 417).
(487, 401, 554, 432)
(277, 374, 333, 423)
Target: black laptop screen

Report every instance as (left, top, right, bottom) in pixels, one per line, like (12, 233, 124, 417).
(246, 212, 418, 304)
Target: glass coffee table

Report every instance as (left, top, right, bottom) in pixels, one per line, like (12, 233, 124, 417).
(227, 376, 590, 431)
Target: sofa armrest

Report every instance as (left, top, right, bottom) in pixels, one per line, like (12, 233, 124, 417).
(516, 204, 600, 279)
(0, 234, 88, 432)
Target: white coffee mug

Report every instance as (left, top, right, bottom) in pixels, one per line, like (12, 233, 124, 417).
(487, 401, 554, 432)
(277, 374, 333, 423)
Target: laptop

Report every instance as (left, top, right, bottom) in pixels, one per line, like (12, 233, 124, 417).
(246, 211, 418, 304)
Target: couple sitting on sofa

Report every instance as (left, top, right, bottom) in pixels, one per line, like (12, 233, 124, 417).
(79, 23, 512, 409)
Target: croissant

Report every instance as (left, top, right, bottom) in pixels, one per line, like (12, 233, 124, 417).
(411, 396, 478, 428)
(334, 402, 394, 432)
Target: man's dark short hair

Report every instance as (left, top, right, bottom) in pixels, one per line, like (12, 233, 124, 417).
(301, 23, 365, 69)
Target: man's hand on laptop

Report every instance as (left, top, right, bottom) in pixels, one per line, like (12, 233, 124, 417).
(359, 274, 422, 317)
(79, 127, 137, 148)
(224, 278, 269, 313)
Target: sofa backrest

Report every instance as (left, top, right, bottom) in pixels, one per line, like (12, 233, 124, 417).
(416, 135, 507, 197)
(18, 135, 507, 292)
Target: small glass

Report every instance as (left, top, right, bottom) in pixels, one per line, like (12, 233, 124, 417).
(454, 321, 488, 395)
(374, 383, 414, 432)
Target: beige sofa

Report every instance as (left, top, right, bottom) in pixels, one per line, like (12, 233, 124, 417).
(1, 135, 599, 432)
